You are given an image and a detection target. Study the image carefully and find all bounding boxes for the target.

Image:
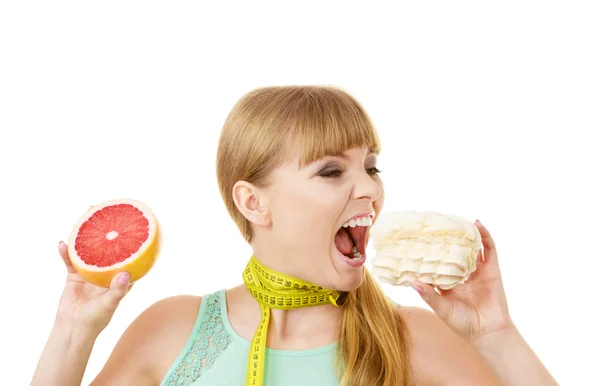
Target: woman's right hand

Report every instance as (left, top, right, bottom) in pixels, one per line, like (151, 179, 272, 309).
(56, 241, 132, 335)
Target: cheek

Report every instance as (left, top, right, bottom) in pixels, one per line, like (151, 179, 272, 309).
(272, 189, 321, 229)
(374, 179, 385, 220)
(274, 187, 345, 240)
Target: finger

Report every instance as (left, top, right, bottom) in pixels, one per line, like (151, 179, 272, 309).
(477, 248, 484, 264)
(99, 272, 131, 312)
(475, 220, 498, 264)
(58, 241, 77, 274)
(411, 280, 451, 318)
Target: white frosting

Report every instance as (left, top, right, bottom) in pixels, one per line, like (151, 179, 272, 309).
(370, 211, 482, 290)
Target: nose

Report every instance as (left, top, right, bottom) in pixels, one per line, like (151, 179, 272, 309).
(351, 169, 382, 202)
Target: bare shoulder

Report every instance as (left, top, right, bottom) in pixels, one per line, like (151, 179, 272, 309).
(397, 306, 499, 386)
(91, 295, 203, 386)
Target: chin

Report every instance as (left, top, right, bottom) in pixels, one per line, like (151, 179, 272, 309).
(331, 266, 366, 292)
(328, 240, 369, 291)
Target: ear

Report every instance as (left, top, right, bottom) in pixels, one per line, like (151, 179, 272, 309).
(232, 181, 272, 226)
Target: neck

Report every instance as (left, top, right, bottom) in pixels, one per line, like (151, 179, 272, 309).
(271, 304, 344, 347)
(239, 285, 344, 349)
(251, 240, 329, 287)
(241, 248, 346, 350)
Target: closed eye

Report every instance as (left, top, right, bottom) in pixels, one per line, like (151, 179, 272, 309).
(320, 169, 343, 178)
(367, 167, 382, 176)
(320, 167, 382, 179)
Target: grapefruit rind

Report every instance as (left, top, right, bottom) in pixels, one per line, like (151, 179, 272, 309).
(67, 199, 161, 288)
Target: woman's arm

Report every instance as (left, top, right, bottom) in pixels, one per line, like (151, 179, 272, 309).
(401, 306, 500, 386)
(469, 324, 558, 386)
(31, 297, 167, 386)
(31, 321, 98, 386)
(412, 220, 557, 386)
(31, 293, 200, 386)
(30, 241, 133, 386)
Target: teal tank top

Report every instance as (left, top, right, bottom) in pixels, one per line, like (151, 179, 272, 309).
(160, 289, 341, 386)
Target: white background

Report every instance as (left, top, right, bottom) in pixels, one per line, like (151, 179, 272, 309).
(1, 1, 598, 385)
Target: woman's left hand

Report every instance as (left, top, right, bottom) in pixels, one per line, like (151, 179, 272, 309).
(412, 220, 515, 343)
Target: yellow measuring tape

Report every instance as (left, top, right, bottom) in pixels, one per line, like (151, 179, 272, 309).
(242, 255, 347, 386)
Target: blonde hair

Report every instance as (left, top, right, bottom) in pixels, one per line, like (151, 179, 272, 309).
(216, 85, 412, 385)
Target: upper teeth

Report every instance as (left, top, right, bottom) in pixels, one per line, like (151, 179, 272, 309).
(343, 216, 372, 228)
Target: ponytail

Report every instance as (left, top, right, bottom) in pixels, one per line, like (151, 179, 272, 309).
(337, 271, 412, 385)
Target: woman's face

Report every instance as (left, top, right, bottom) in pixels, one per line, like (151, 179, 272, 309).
(256, 146, 385, 291)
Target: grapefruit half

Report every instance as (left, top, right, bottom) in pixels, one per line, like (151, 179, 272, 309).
(67, 199, 161, 287)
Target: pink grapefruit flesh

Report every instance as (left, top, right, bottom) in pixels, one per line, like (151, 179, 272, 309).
(67, 199, 161, 287)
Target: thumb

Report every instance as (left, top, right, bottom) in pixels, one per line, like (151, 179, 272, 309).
(99, 272, 132, 312)
(411, 281, 451, 318)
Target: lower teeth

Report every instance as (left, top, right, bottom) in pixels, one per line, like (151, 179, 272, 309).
(351, 246, 362, 259)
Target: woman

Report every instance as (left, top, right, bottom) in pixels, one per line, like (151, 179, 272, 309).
(31, 85, 557, 385)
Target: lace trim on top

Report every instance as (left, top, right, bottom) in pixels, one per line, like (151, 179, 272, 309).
(162, 291, 233, 385)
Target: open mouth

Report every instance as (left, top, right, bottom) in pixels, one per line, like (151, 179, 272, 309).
(334, 217, 370, 261)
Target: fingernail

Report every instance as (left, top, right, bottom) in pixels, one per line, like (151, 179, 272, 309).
(411, 284, 423, 294)
(118, 273, 130, 286)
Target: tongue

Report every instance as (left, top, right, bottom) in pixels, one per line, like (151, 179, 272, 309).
(335, 227, 353, 255)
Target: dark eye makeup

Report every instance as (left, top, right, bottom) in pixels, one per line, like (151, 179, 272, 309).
(319, 167, 382, 179)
